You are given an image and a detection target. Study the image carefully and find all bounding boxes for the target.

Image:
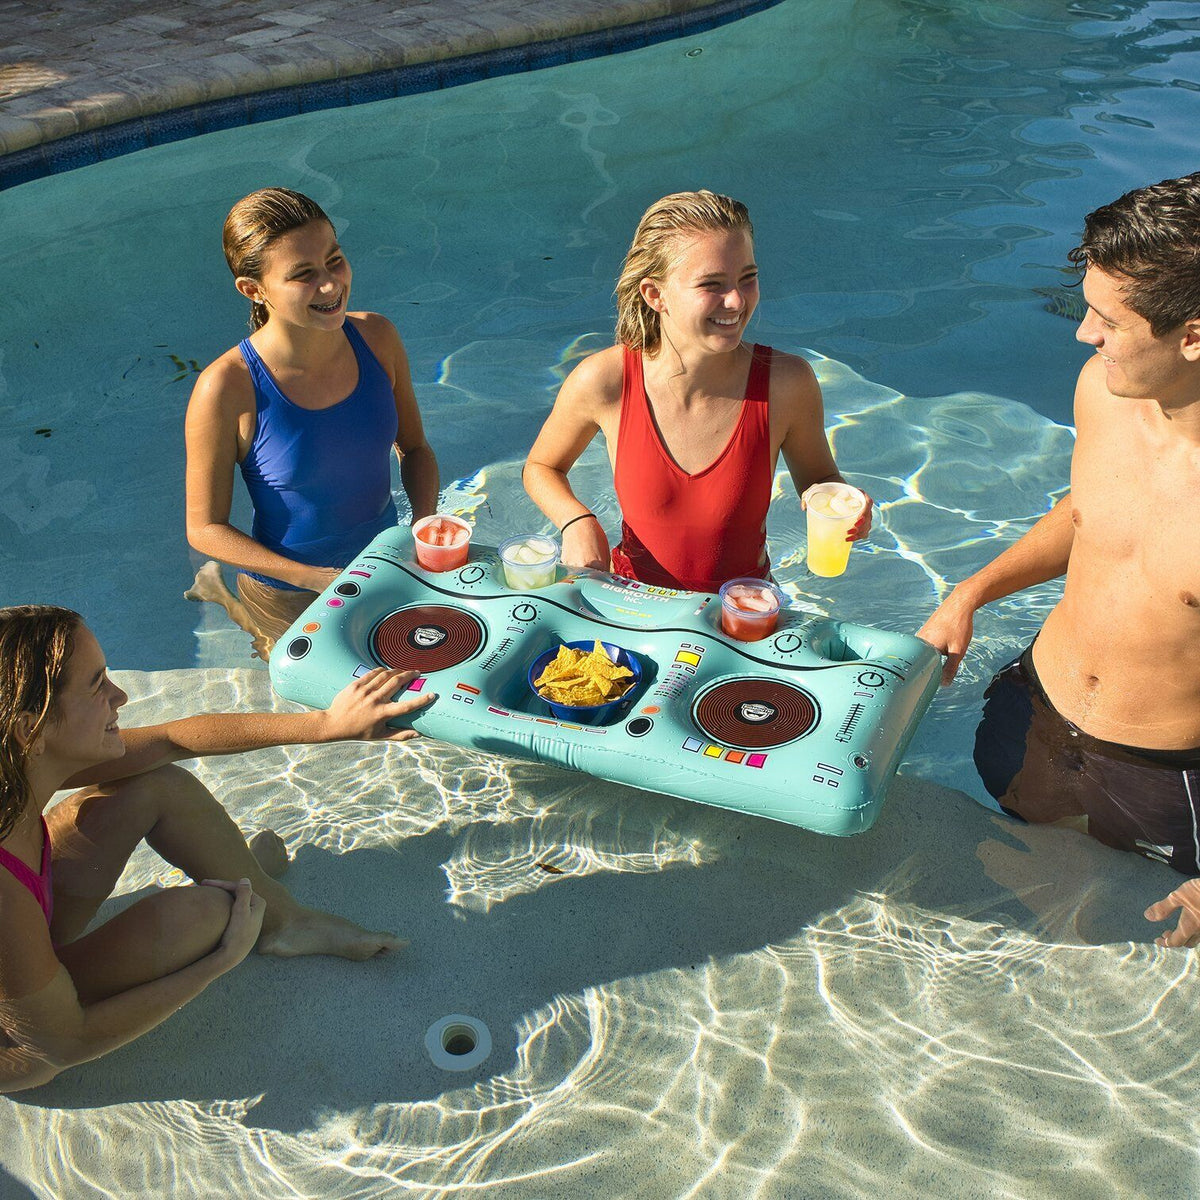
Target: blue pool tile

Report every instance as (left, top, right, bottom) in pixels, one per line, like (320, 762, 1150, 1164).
(144, 107, 201, 147)
(568, 29, 613, 62)
(442, 55, 489, 87)
(297, 80, 347, 113)
(43, 133, 100, 173)
(642, 15, 687, 47)
(246, 88, 301, 123)
(393, 63, 439, 97)
(0, 149, 49, 189)
(529, 41, 570, 70)
(483, 45, 530, 79)
(196, 97, 250, 135)
(347, 73, 394, 105)
(94, 119, 150, 161)
(613, 27, 651, 51)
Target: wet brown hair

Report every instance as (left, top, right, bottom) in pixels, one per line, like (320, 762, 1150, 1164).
(1068, 171, 1200, 337)
(0, 606, 81, 840)
(614, 190, 754, 356)
(222, 187, 333, 332)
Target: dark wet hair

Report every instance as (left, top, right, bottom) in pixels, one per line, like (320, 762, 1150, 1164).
(0, 606, 81, 840)
(1068, 171, 1200, 336)
(223, 187, 333, 332)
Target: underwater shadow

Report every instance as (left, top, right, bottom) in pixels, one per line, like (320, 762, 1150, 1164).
(15, 768, 1178, 1132)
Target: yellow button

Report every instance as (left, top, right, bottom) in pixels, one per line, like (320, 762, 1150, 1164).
(674, 650, 702, 667)
(703, 744, 723, 758)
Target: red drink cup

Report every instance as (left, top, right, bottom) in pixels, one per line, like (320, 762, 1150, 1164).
(412, 514, 472, 572)
(718, 578, 783, 642)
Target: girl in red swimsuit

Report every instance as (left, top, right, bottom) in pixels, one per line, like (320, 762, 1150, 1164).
(523, 190, 871, 593)
(0, 604, 431, 1093)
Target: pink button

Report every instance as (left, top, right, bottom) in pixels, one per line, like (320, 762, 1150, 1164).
(746, 753, 768, 769)
(326, 598, 344, 608)
(407, 677, 426, 692)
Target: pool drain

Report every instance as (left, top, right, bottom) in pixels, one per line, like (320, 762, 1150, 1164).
(425, 1014, 492, 1072)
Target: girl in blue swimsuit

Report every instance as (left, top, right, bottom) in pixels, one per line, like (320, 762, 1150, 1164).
(185, 188, 440, 659)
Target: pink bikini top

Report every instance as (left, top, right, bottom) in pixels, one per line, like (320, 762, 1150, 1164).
(0, 818, 54, 925)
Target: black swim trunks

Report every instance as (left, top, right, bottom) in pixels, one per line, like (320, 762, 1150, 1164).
(974, 644, 1200, 875)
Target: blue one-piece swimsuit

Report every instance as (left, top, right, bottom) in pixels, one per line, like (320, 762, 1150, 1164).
(237, 322, 399, 591)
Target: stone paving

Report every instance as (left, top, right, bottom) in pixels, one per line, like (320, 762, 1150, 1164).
(0, 0, 737, 156)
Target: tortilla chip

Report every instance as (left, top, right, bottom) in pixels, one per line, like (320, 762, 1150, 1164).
(534, 642, 635, 707)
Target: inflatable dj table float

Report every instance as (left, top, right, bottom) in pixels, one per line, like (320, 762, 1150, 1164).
(270, 526, 941, 836)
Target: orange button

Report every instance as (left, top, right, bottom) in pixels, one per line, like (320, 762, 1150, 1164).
(725, 750, 745, 764)
(641, 705, 661, 715)
(302, 622, 321, 633)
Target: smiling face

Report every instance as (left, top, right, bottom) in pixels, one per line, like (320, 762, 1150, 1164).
(35, 626, 127, 774)
(642, 228, 759, 355)
(237, 219, 352, 333)
(1076, 265, 1197, 404)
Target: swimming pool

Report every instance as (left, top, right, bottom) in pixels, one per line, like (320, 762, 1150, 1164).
(2, 0, 1200, 1196)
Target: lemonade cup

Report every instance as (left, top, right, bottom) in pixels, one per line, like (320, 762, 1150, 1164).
(803, 483, 867, 578)
(412, 514, 472, 572)
(498, 534, 559, 590)
(718, 578, 784, 642)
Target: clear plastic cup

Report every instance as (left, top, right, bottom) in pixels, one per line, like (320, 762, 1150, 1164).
(412, 514, 472, 572)
(803, 483, 867, 577)
(718, 577, 784, 642)
(498, 534, 559, 590)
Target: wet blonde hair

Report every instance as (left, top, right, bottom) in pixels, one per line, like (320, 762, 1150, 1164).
(0, 606, 81, 840)
(222, 187, 333, 332)
(614, 190, 754, 356)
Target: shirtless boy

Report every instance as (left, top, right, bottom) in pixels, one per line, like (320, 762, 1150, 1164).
(0, 604, 434, 1092)
(917, 172, 1200, 948)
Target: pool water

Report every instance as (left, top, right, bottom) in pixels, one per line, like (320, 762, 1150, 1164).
(2, 0, 1200, 1196)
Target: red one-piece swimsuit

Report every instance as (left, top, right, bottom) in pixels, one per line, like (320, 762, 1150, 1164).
(611, 343, 773, 594)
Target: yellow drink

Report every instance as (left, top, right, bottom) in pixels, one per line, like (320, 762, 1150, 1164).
(806, 523, 854, 577)
(804, 484, 866, 578)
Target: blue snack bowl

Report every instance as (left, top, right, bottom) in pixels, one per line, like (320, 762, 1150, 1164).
(527, 639, 643, 725)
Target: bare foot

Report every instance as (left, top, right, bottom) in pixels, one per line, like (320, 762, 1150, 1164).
(184, 560, 237, 606)
(184, 560, 273, 661)
(248, 829, 290, 879)
(257, 907, 408, 960)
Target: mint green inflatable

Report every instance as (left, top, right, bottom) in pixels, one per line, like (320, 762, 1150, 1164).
(269, 526, 940, 836)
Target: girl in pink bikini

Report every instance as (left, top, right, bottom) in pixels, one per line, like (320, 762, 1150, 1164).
(0, 605, 431, 1093)
(523, 190, 870, 593)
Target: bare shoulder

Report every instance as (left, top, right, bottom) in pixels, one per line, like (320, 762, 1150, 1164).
(764, 348, 823, 446)
(187, 345, 254, 420)
(559, 344, 625, 416)
(764, 348, 821, 409)
(1073, 353, 1110, 424)
(1072, 353, 1153, 441)
(349, 311, 401, 349)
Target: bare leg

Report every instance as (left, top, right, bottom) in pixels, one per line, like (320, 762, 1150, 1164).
(184, 561, 273, 659)
(55, 885, 236, 1004)
(48, 765, 406, 960)
(246, 829, 289, 878)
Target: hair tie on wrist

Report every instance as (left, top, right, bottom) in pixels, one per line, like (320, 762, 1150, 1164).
(560, 512, 596, 534)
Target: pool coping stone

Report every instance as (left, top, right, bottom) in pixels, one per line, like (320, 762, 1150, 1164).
(0, 0, 782, 190)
